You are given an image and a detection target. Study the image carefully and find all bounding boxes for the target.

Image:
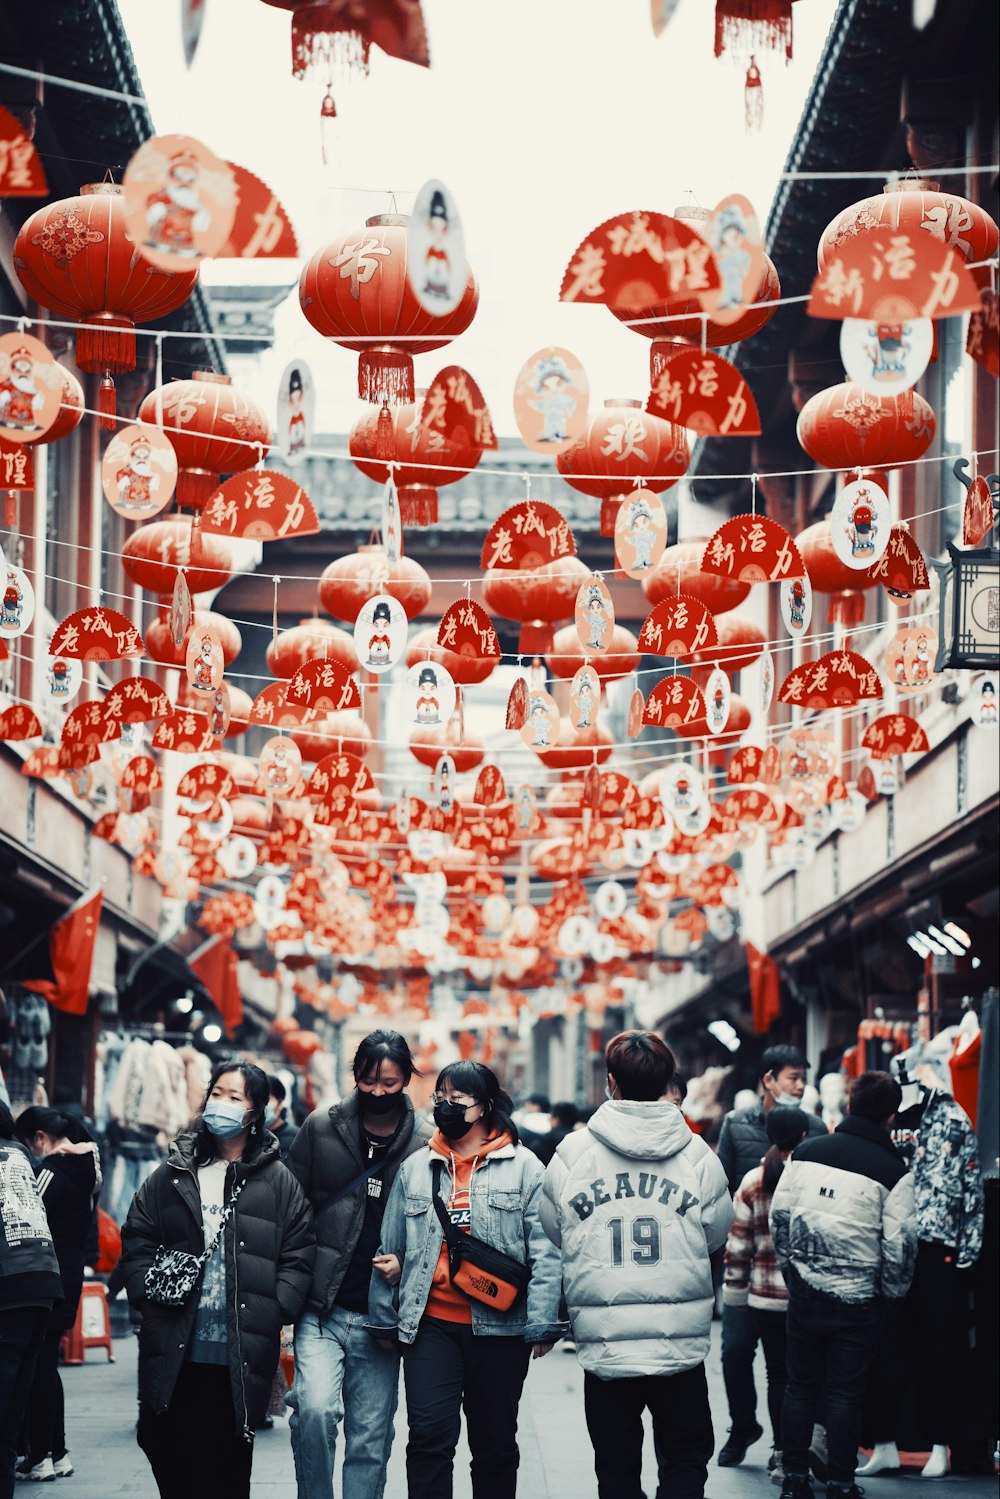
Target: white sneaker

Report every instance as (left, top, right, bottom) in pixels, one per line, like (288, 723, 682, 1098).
(52, 1455, 74, 1479)
(15, 1457, 56, 1481)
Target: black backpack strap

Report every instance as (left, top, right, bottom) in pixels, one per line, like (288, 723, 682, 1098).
(430, 1158, 461, 1251)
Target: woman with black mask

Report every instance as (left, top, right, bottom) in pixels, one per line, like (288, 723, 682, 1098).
(285, 1030, 432, 1499)
(367, 1061, 565, 1499)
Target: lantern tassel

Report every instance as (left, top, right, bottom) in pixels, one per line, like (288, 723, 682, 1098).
(375, 403, 395, 460)
(4, 493, 17, 528)
(359, 348, 414, 407)
(76, 315, 136, 376)
(600, 497, 622, 538)
(827, 590, 865, 628)
(320, 88, 337, 168)
(98, 374, 116, 431)
(176, 467, 220, 512)
(398, 486, 438, 526)
(745, 57, 764, 133)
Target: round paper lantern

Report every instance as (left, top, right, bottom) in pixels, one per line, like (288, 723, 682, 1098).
(299, 214, 478, 406)
(798, 520, 880, 595)
(122, 517, 234, 596)
(146, 607, 242, 668)
(350, 393, 482, 526)
(283, 1029, 325, 1065)
(267, 619, 358, 678)
(291, 709, 372, 762)
(557, 400, 689, 532)
(405, 626, 498, 687)
(675, 692, 752, 740)
(797, 383, 935, 472)
(482, 555, 591, 654)
(546, 624, 640, 682)
(409, 724, 485, 774)
(318, 544, 431, 623)
(28, 365, 85, 447)
(137, 371, 272, 512)
(643, 253, 781, 353)
(691, 612, 765, 676)
(231, 797, 268, 836)
(642, 538, 752, 614)
(818, 181, 998, 290)
(13, 183, 198, 419)
(535, 718, 613, 771)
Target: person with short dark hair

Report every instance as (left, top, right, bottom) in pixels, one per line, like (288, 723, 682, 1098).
(285, 1031, 432, 1499)
(532, 1101, 578, 1166)
(770, 1072, 917, 1499)
(119, 1059, 315, 1499)
(541, 1032, 732, 1499)
(265, 1073, 299, 1158)
(715, 1045, 826, 1468)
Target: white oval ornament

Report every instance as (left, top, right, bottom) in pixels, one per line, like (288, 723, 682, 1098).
(355, 594, 407, 674)
(219, 835, 258, 878)
(510, 904, 540, 941)
(594, 880, 628, 920)
(569, 664, 600, 731)
(831, 479, 891, 571)
(520, 688, 558, 751)
(434, 753, 456, 813)
(840, 317, 933, 397)
(101, 424, 177, 517)
(591, 932, 617, 964)
(575, 577, 615, 655)
(254, 874, 286, 930)
(277, 360, 315, 467)
(0, 565, 34, 639)
(760, 648, 775, 714)
(833, 788, 867, 832)
(482, 894, 512, 932)
(406, 660, 457, 728)
(559, 915, 595, 957)
(706, 905, 737, 942)
(660, 760, 705, 817)
(657, 849, 690, 875)
(260, 735, 302, 795)
(705, 666, 731, 736)
(623, 830, 650, 868)
(972, 674, 999, 728)
(675, 799, 711, 837)
(780, 575, 812, 638)
(615, 488, 667, 580)
(415, 900, 450, 940)
(44, 653, 83, 704)
(408, 179, 468, 316)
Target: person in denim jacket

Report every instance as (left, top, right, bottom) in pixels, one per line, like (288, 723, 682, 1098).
(366, 1061, 566, 1499)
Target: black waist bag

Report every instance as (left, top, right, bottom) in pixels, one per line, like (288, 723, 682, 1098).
(431, 1160, 531, 1311)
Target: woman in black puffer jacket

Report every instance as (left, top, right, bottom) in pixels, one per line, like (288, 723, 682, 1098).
(119, 1059, 315, 1499)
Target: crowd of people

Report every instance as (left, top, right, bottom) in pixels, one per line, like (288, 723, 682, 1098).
(0, 1028, 979, 1499)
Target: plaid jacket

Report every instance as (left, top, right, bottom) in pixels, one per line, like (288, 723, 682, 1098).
(723, 1162, 788, 1309)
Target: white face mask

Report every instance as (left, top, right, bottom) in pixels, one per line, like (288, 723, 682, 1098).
(766, 1077, 802, 1109)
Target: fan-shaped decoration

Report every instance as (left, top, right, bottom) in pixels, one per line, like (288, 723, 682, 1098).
(0, 105, 48, 196)
(420, 366, 497, 451)
(702, 515, 804, 585)
(308, 752, 375, 799)
(0, 703, 42, 741)
(560, 211, 720, 314)
(638, 596, 719, 658)
(50, 607, 144, 662)
(437, 600, 500, 661)
(647, 349, 761, 437)
(151, 709, 215, 753)
(963, 475, 996, 548)
(480, 501, 576, 571)
(821, 649, 882, 700)
(643, 675, 707, 729)
(810, 227, 980, 322)
(727, 744, 764, 784)
(62, 701, 121, 750)
(201, 469, 319, 540)
(506, 677, 528, 730)
(862, 713, 930, 759)
(797, 383, 935, 472)
(119, 753, 161, 803)
(641, 251, 781, 349)
(287, 659, 362, 713)
(249, 681, 316, 729)
(177, 764, 237, 805)
(406, 626, 498, 687)
(319, 545, 431, 622)
(299, 213, 477, 406)
(104, 676, 171, 724)
(866, 524, 930, 602)
(21, 746, 63, 779)
(966, 289, 999, 377)
(221, 162, 298, 258)
(137, 371, 272, 512)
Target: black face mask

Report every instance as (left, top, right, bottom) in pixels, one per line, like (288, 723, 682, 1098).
(433, 1100, 479, 1141)
(361, 1091, 402, 1116)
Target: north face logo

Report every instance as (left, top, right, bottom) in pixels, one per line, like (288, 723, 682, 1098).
(468, 1273, 498, 1298)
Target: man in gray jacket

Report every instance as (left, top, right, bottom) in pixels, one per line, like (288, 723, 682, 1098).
(541, 1031, 732, 1499)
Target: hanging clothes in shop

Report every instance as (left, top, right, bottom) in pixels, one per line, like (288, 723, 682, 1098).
(949, 1010, 982, 1128)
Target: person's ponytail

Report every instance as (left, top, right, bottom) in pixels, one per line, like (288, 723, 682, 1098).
(762, 1143, 785, 1196)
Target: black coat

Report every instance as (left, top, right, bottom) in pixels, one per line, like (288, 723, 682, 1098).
(118, 1131, 314, 1436)
(36, 1148, 98, 1331)
(286, 1090, 433, 1317)
(717, 1102, 827, 1193)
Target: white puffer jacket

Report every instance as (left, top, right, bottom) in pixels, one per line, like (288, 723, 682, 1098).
(540, 1100, 732, 1379)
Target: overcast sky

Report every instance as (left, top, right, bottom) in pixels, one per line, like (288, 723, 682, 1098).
(117, 0, 839, 438)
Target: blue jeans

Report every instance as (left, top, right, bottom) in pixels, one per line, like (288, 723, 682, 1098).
(288, 1305, 400, 1499)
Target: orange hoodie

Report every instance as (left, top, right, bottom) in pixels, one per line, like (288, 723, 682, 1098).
(425, 1129, 513, 1324)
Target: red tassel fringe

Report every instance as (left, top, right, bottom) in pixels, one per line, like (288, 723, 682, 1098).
(4, 493, 17, 528)
(398, 486, 438, 526)
(359, 349, 414, 407)
(291, 10, 369, 80)
(518, 622, 554, 655)
(177, 468, 220, 512)
(375, 404, 395, 460)
(715, 1, 793, 60)
(98, 375, 116, 432)
(649, 339, 690, 387)
(600, 497, 622, 537)
(827, 590, 865, 628)
(75, 316, 136, 375)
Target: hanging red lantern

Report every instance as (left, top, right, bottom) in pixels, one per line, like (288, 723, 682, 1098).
(797, 519, 879, 625)
(409, 723, 485, 774)
(818, 180, 999, 292)
(291, 709, 372, 762)
(797, 383, 936, 472)
(267, 618, 359, 678)
(28, 365, 85, 447)
(299, 214, 478, 407)
(350, 390, 483, 526)
(282, 1028, 325, 1065)
(535, 719, 613, 771)
(260, 1, 430, 80)
(691, 612, 766, 676)
(557, 400, 688, 534)
(642, 255, 781, 357)
(482, 555, 591, 655)
(137, 371, 272, 512)
(675, 691, 752, 740)
(318, 544, 431, 623)
(122, 517, 234, 596)
(146, 607, 242, 667)
(546, 624, 640, 682)
(14, 183, 197, 424)
(405, 626, 498, 686)
(642, 538, 752, 614)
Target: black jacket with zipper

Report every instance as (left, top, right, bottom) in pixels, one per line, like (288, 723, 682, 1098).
(118, 1131, 314, 1435)
(286, 1089, 433, 1317)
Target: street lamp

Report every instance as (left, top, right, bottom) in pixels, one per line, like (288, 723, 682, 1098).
(931, 542, 1000, 671)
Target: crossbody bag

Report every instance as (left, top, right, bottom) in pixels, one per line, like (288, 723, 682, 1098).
(144, 1179, 245, 1308)
(431, 1159, 531, 1312)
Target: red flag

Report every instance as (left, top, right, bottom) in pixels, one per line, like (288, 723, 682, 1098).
(745, 940, 781, 1035)
(24, 887, 104, 1016)
(190, 936, 244, 1037)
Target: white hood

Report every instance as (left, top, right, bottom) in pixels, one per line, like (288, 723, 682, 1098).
(588, 1099, 693, 1161)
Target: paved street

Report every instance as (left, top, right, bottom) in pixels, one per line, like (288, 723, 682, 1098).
(54, 1322, 996, 1498)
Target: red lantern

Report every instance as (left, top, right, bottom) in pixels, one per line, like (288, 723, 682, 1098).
(405, 626, 498, 687)
(350, 392, 482, 526)
(299, 214, 478, 406)
(292, 709, 372, 762)
(29, 365, 85, 447)
(122, 517, 234, 596)
(409, 724, 485, 774)
(146, 607, 242, 667)
(558, 400, 689, 533)
(642, 538, 752, 614)
(13, 183, 198, 422)
(267, 619, 359, 679)
(546, 624, 640, 682)
(797, 383, 935, 472)
(260, 0, 430, 81)
(318, 544, 431, 623)
(644, 254, 781, 355)
(282, 1028, 325, 1065)
(818, 180, 999, 291)
(535, 719, 613, 771)
(675, 692, 752, 740)
(137, 371, 272, 512)
(798, 519, 879, 625)
(691, 612, 765, 676)
(482, 555, 591, 655)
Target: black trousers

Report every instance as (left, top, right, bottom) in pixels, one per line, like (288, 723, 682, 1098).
(755, 1309, 789, 1449)
(402, 1316, 531, 1499)
(721, 1299, 760, 1431)
(865, 1242, 966, 1447)
(0, 1307, 47, 1499)
(24, 1328, 65, 1467)
(585, 1361, 714, 1499)
(137, 1361, 253, 1499)
(782, 1287, 883, 1487)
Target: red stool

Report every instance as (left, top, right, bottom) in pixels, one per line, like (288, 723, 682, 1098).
(60, 1281, 114, 1365)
